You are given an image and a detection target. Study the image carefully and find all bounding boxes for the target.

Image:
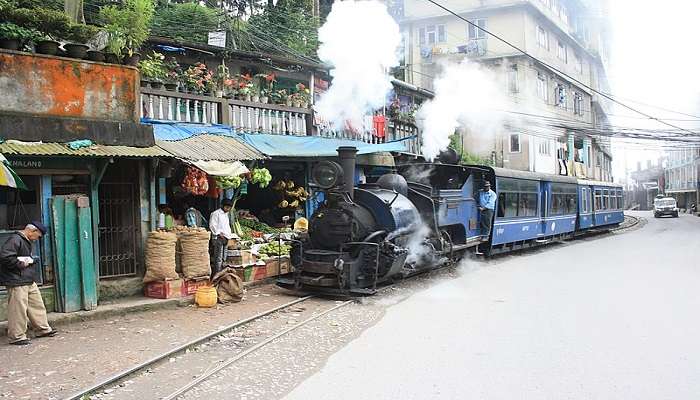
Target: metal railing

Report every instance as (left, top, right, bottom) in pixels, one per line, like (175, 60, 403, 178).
(140, 87, 422, 153)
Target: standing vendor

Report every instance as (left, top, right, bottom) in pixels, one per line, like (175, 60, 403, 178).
(185, 199, 206, 228)
(209, 199, 236, 277)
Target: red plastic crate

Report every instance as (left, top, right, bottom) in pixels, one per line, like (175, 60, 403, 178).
(144, 279, 183, 299)
(181, 278, 211, 296)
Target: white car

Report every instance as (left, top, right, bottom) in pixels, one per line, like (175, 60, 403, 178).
(653, 197, 679, 218)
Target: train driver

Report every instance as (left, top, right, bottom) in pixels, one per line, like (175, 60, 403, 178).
(478, 181, 497, 241)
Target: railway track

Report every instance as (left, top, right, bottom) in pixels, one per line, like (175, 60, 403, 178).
(64, 295, 355, 400)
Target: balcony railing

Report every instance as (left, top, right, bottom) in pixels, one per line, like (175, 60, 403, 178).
(140, 87, 422, 153)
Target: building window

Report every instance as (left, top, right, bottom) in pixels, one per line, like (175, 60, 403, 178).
(537, 26, 549, 49)
(560, 5, 569, 25)
(574, 92, 584, 115)
(468, 18, 487, 40)
(538, 139, 551, 155)
(537, 72, 548, 102)
(574, 54, 583, 74)
(557, 40, 567, 62)
(509, 134, 521, 153)
(508, 64, 518, 93)
(419, 24, 446, 46)
(555, 84, 567, 108)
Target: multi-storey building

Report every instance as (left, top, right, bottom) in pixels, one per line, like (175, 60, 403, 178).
(664, 148, 700, 209)
(396, 0, 614, 181)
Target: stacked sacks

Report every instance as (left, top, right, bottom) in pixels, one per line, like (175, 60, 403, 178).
(143, 231, 179, 283)
(178, 227, 211, 279)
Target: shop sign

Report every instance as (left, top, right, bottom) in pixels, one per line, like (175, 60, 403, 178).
(7, 157, 88, 171)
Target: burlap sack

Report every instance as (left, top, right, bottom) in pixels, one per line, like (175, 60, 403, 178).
(143, 231, 179, 283)
(179, 228, 211, 279)
(212, 267, 244, 303)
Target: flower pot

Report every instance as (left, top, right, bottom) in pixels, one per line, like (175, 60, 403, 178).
(140, 79, 150, 89)
(260, 96, 269, 104)
(150, 81, 164, 90)
(64, 43, 89, 59)
(285, 99, 293, 107)
(301, 101, 308, 108)
(252, 95, 260, 103)
(0, 38, 21, 51)
(123, 52, 141, 66)
(245, 94, 252, 102)
(292, 100, 301, 108)
(87, 50, 105, 62)
(164, 82, 178, 91)
(35, 40, 60, 55)
(104, 52, 120, 64)
(215, 90, 224, 98)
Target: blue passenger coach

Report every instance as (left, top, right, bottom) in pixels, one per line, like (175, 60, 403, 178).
(482, 168, 623, 255)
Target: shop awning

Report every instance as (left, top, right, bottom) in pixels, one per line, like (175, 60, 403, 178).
(239, 134, 412, 157)
(190, 160, 249, 177)
(155, 134, 266, 161)
(0, 140, 170, 157)
(144, 119, 237, 141)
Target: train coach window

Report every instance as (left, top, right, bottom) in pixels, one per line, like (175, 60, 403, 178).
(603, 189, 609, 209)
(496, 178, 538, 218)
(551, 183, 577, 215)
(519, 193, 538, 216)
(594, 189, 602, 210)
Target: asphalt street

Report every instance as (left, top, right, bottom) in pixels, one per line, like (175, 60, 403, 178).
(286, 212, 700, 400)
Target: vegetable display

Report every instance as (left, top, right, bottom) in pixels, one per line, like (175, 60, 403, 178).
(215, 175, 242, 189)
(239, 218, 278, 234)
(258, 242, 291, 257)
(251, 168, 272, 188)
(181, 167, 208, 195)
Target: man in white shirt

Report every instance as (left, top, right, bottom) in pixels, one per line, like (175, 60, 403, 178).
(209, 199, 235, 277)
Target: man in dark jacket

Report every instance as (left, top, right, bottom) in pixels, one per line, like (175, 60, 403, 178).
(0, 222, 56, 345)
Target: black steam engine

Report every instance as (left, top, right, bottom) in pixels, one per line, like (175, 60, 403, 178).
(277, 146, 479, 295)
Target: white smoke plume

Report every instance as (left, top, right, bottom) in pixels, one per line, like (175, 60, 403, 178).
(418, 60, 511, 160)
(403, 222, 433, 265)
(315, 0, 401, 131)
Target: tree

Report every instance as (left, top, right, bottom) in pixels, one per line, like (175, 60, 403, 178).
(248, 0, 319, 57)
(151, 2, 220, 43)
(448, 133, 494, 166)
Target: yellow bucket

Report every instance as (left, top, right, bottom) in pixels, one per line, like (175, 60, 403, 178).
(195, 286, 218, 308)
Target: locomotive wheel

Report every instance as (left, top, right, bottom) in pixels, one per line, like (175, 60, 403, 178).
(440, 230, 455, 265)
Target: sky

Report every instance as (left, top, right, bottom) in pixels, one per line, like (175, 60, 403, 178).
(607, 0, 700, 179)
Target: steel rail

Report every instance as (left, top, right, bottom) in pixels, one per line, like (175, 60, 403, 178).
(64, 295, 315, 400)
(162, 299, 355, 400)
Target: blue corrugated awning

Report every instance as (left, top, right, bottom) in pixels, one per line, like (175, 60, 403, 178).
(239, 134, 411, 157)
(142, 119, 237, 141)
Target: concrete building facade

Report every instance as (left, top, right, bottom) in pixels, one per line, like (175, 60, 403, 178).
(664, 148, 700, 209)
(396, 0, 614, 181)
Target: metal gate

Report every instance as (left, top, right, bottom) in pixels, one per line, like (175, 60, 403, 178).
(98, 182, 138, 278)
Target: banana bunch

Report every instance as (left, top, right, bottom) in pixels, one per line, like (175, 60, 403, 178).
(215, 175, 242, 189)
(285, 187, 308, 202)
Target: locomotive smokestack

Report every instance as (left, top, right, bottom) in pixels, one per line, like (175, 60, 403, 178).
(337, 146, 358, 199)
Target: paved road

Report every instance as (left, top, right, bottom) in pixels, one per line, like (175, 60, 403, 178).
(286, 212, 700, 400)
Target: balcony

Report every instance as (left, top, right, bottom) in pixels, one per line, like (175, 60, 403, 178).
(140, 87, 422, 153)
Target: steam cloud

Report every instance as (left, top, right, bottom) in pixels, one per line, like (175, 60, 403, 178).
(418, 60, 511, 160)
(315, 0, 401, 131)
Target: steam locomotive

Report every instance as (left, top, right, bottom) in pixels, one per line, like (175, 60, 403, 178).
(277, 146, 623, 295)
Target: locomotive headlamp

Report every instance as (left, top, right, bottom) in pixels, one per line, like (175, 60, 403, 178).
(312, 161, 344, 189)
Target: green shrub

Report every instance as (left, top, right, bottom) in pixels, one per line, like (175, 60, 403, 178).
(66, 23, 100, 43)
(99, 0, 154, 55)
(6, 7, 71, 39)
(0, 21, 41, 41)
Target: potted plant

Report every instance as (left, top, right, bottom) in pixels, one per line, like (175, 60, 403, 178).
(0, 22, 38, 51)
(6, 8, 69, 55)
(214, 64, 230, 98)
(163, 57, 181, 91)
(99, 5, 127, 63)
(236, 74, 253, 101)
(138, 51, 167, 89)
(99, 0, 154, 65)
(251, 82, 261, 103)
(64, 23, 99, 59)
(260, 88, 271, 104)
(294, 83, 310, 108)
(184, 62, 213, 95)
(222, 77, 237, 98)
(272, 89, 288, 105)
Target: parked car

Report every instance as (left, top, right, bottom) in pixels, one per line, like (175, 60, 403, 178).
(653, 196, 679, 218)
